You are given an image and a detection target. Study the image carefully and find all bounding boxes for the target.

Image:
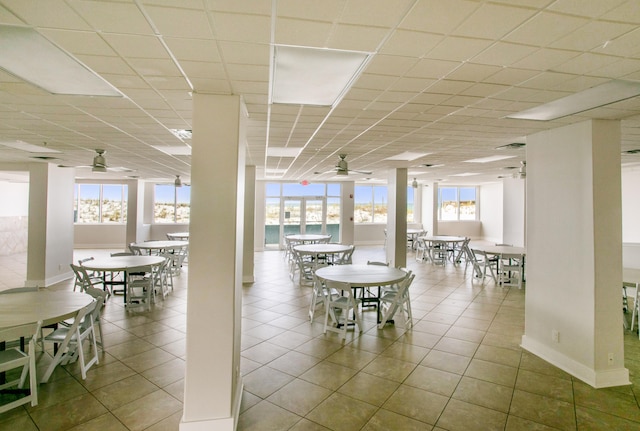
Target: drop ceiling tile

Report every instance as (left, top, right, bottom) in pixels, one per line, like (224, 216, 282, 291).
(504, 11, 589, 46)
(274, 17, 334, 47)
(39, 29, 116, 56)
(602, 1, 640, 24)
(511, 47, 579, 70)
(72, 1, 154, 34)
(472, 42, 538, 67)
(427, 37, 494, 62)
(327, 24, 390, 52)
(379, 29, 443, 57)
(164, 38, 222, 62)
(74, 54, 137, 75)
(218, 41, 270, 65)
(104, 34, 171, 60)
(144, 5, 213, 38)
(340, 0, 415, 27)
(406, 58, 460, 79)
(211, 12, 271, 43)
(180, 61, 226, 79)
(1, 0, 91, 29)
(590, 27, 640, 58)
(366, 54, 419, 77)
(453, 3, 538, 40)
(399, 0, 480, 35)
(446, 63, 503, 82)
(548, 0, 628, 18)
(0, 4, 24, 25)
(550, 21, 637, 52)
(128, 58, 183, 77)
(553, 52, 622, 75)
(388, 77, 438, 93)
(593, 58, 640, 79)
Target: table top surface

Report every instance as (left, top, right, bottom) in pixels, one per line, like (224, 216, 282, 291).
(315, 264, 407, 286)
(286, 234, 332, 241)
(294, 244, 352, 254)
(0, 291, 94, 328)
(167, 232, 189, 238)
(421, 235, 467, 242)
(473, 245, 526, 255)
(132, 240, 189, 249)
(81, 255, 165, 271)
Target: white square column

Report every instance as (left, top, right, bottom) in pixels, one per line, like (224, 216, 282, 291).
(386, 168, 407, 268)
(181, 94, 246, 430)
(522, 119, 629, 388)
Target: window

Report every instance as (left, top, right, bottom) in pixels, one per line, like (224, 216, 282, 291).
(74, 184, 127, 223)
(438, 186, 477, 220)
(407, 186, 414, 223)
(154, 184, 191, 223)
(354, 185, 387, 223)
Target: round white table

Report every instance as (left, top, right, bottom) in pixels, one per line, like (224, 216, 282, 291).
(0, 291, 95, 384)
(131, 240, 189, 253)
(315, 264, 407, 287)
(167, 232, 189, 240)
(294, 244, 353, 266)
(0, 291, 93, 329)
(82, 255, 165, 304)
(286, 234, 332, 244)
(315, 264, 408, 322)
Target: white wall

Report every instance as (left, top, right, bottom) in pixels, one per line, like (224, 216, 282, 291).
(502, 178, 526, 246)
(478, 182, 502, 243)
(0, 180, 29, 256)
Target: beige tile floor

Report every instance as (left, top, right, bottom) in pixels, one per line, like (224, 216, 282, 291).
(0, 247, 639, 430)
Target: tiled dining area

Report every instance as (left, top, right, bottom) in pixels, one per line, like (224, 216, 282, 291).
(1, 247, 640, 430)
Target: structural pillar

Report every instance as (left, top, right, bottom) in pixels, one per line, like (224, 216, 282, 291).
(243, 165, 255, 283)
(125, 179, 145, 247)
(26, 163, 75, 287)
(386, 168, 407, 267)
(522, 119, 629, 388)
(181, 94, 246, 430)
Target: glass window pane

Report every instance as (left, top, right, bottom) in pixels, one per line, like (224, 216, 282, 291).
(407, 186, 414, 223)
(327, 183, 340, 196)
(73, 183, 79, 222)
(77, 184, 100, 223)
(373, 186, 387, 223)
(154, 184, 175, 223)
(264, 198, 280, 245)
(176, 186, 190, 223)
(354, 186, 373, 223)
(266, 183, 280, 197)
(326, 197, 340, 242)
(439, 187, 458, 221)
(459, 187, 476, 220)
(101, 185, 123, 223)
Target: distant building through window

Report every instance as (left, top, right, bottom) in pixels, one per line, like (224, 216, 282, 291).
(154, 184, 190, 223)
(438, 186, 477, 221)
(74, 183, 127, 223)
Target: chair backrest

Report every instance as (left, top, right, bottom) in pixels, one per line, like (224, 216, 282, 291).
(324, 280, 355, 300)
(367, 261, 389, 266)
(70, 263, 94, 292)
(396, 273, 415, 298)
(78, 257, 95, 266)
(0, 320, 41, 344)
(338, 245, 355, 265)
(84, 287, 108, 325)
(129, 243, 143, 255)
(111, 252, 133, 257)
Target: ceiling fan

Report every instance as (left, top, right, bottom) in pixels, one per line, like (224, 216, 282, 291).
(58, 149, 133, 173)
(314, 154, 372, 176)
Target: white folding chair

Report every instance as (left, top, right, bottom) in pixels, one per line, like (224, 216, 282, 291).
(323, 280, 362, 340)
(84, 287, 108, 352)
(41, 301, 98, 382)
(71, 263, 103, 293)
(308, 273, 339, 321)
(470, 249, 498, 284)
(498, 253, 525, 288)
(378, 274, 415, 329)
(0, 320, 41, 414)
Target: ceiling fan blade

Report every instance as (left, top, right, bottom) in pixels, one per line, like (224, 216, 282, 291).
(350, 169, 373, 175)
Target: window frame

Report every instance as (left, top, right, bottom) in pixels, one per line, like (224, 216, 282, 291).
(74, 183, 128, 224)
(154, 184, 191, 224)
(437, 185, 478, 221)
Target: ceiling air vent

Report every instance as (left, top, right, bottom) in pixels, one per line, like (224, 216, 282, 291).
(622, 149, 640, 154)
(496, 142, 526, 150)
(30, 156, 58, 160)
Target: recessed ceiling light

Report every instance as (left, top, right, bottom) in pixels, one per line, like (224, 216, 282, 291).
(0, 140, 61, 153)
(451, 172, 480, 177)
(152, 145, 191, 156)
(0, 25, 121, 96)
(507, 80, 640, 121)
(271, 45, 371, 106)
(267, 147, 303, 157)
(169, 129, 192, 139)
(386, 152, 431, 161)
(464, 155, 515, 163)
